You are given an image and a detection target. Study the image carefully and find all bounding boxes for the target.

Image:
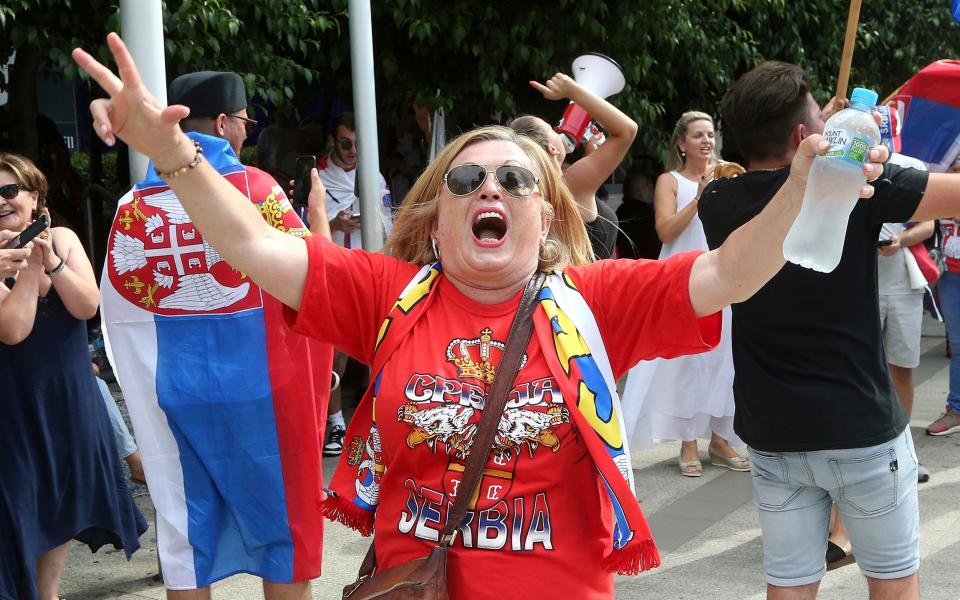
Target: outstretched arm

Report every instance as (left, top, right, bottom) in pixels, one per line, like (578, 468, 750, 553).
(530, 73, 637, 221)
(73, 34, 308, 309)
(688, 136, 889, 317)
(909, 173, 960, 222)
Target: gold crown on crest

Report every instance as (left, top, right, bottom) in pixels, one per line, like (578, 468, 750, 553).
(446, 328, 503, 385)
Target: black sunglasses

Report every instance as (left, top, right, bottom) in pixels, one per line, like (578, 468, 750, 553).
(338, 138, 356, 151)
(0, 183, 28, 200)
(443, 164, 540, 198)
(227, 114, 258, 134)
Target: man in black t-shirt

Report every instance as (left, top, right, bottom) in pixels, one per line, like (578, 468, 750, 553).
(699, 61, 960, 600)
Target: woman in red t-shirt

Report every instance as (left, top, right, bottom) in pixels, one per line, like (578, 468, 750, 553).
(72, 34, 890, 599)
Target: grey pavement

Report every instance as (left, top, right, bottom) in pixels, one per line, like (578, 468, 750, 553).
(61, 316, 960, 599)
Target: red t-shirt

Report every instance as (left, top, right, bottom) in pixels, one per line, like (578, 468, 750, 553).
(289, 237, 719, 599)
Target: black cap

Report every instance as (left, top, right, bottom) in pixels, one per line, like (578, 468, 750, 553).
(168, 71, 247, 119)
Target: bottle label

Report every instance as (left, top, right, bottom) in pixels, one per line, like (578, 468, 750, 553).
(822, 128, 873, 167)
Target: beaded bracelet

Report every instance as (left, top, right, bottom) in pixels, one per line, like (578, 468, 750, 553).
(46, 257, 66, 277)
(156, 141, 204, 180)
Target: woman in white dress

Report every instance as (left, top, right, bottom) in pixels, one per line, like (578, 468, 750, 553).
(621, 111, 749, 477)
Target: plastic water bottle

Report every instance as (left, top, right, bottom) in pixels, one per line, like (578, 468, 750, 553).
(782, 87, 880, 272)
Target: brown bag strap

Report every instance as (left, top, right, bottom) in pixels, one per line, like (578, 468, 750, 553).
(440, 271, 545, 545)
(355, 271, 546, 577)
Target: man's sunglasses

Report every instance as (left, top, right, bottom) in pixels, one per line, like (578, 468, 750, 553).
(443, 164, 540, 198)
(337, 138, 356, 151)
(0, 183, 28, 200)
(227, 114, 258, 134)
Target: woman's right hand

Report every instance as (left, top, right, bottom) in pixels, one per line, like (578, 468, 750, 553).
(696, 167, 715, 202)
(529, 73, 578, 101)
(72, 33, 193, 170)
(0, 231, 32, 277)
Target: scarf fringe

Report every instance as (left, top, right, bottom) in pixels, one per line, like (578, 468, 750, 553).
(602, 539, 662, 575)
(321, 494, 375, 537)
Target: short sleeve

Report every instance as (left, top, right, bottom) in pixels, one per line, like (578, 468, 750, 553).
(567, 251, 722, 378)
(283, 236, 418, 363)
(863, 163, 928, 225)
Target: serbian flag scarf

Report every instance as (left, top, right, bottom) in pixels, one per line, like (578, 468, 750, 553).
(322, 263, 660, 575)
(101, 133, 328, 588)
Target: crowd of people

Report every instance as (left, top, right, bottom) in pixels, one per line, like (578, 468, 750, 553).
(2, 30, 960, 600)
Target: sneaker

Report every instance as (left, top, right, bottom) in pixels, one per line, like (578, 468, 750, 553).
(323, 425, 346, 456)
(926, 407, 960, 436)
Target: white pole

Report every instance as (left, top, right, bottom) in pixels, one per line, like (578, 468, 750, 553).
(120, 0, 166, 183)
(348, 0, 383, 250)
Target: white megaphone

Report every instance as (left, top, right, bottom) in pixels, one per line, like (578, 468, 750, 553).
(555, 53, 626, 153)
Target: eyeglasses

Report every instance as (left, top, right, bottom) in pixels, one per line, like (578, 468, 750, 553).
(337, 138, 356, 151)
(443, 164, 540, 198)
(227, 114, 258, 134)
(0, 183, 28, 200)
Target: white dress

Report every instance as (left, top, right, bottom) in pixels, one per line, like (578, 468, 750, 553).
(620, 171, 741, 449)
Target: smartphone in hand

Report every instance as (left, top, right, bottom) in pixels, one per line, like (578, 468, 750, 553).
(10, 214, 49, 249)
(293, 155, 317, 207)
(878, 239, 894, 247)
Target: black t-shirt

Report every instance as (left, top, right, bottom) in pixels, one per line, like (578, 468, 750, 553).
(698, 164, 928, 451)
(585, 198, 619, 260)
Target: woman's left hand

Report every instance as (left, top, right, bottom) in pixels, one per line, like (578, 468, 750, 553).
(529, 73, 577, 101)
(789, 134, 889, 198)
(32, 233, 57, 272)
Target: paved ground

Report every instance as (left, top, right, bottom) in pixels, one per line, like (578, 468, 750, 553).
(61, 317, 960, 599)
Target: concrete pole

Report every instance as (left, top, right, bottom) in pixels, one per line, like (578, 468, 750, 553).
(120, 0, 167, 183)
(348, 0, 384, 250)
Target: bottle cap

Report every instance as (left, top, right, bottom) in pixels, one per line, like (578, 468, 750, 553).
(850, 88, 879, 109)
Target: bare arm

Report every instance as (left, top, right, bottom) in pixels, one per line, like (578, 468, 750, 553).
(33, 226, 99, 320)
(653, 172, 699, 243)
(879, 220, 935, 257)
(688, 136, 889, 317)
(0, 244, 42, 345)
(530, 73, 637, 221)
(909, 173, 960, 222)
(73, 34, 308, 309)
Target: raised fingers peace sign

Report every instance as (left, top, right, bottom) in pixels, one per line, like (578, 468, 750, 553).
(72, 33, 190, 162)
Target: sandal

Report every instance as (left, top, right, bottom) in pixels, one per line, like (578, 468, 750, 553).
(709, 450, 751, 472)
(826, 541, 856, 571)
(678, 458, 703, 477)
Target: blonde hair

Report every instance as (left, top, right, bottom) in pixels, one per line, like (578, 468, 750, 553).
(508, 115, 552, 149)
(385, 126, 594, 269)
(0, 153, 48, 211)
(664, 111, 715, 173)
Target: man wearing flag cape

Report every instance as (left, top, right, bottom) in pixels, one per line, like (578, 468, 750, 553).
(100, 70, 332, 599)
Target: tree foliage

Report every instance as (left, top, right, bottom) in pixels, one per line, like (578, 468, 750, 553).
(2, 0, 959, 163)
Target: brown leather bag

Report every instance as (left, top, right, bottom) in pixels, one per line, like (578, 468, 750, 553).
(341, 272, 546, 600)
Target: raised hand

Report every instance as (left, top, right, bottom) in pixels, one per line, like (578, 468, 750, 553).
(72, 33, 192, 171)
(529, 73, 578, 101)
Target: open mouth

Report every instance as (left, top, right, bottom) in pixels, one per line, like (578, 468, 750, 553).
(472, 210, 507, 244)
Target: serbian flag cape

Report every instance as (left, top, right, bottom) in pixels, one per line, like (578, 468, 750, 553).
(101, 133, 330, 588)
(890, 60, 960, 172)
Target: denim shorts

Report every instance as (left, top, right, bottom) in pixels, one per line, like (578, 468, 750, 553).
(748, 427, 919, 587)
